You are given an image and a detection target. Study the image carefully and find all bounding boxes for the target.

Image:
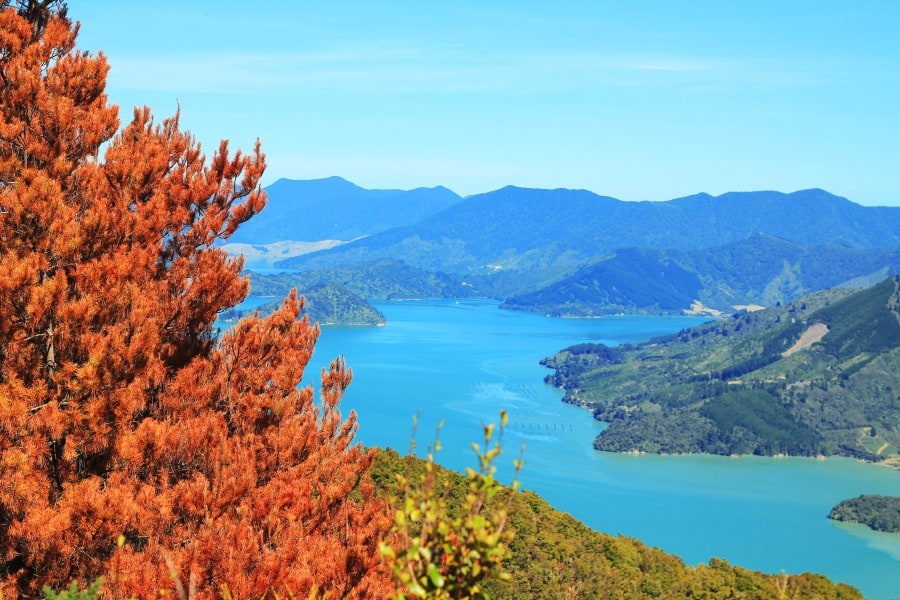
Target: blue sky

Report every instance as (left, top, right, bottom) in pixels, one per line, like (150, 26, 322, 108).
(72, 2, 900, 205)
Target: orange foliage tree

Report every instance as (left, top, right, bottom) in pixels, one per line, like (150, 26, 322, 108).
(0, 2, 392, 598)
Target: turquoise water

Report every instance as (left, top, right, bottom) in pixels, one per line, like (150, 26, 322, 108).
(289, 298, 900, 599)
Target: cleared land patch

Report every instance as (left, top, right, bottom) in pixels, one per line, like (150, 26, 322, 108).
(782, 322, 829, 357)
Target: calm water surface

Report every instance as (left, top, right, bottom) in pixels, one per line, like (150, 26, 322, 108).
(293, 299, 900, 600)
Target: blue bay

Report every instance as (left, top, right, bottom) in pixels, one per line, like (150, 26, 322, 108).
(288, 298, 900, 600)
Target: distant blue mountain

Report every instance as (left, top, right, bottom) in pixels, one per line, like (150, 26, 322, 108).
(277, 186, 900, 273)
(227, 176, 462, 244)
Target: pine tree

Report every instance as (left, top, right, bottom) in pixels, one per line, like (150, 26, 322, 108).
(0, 4, 392, 598)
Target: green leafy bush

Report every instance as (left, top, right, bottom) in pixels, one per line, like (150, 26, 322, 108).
(380, 412, 521, 600)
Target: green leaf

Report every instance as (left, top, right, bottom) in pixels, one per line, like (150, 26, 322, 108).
(427, 563, 446, 588)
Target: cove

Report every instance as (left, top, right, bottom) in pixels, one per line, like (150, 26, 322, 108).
(294, 298, 900, 600)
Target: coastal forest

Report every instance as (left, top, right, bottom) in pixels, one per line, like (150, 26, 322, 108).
(829, 495, 900, 534)
(0, 1, 890, 599)
(542, 277, 900, 462)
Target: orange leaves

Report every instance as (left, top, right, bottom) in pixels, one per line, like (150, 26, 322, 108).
(0, 6, 394, 598)
(118, 295, 394, 598)
(0, 10, 31, 56)
(0, 9, 116, 186)
(321, 355, 353, 410)
(214, 292, 317, 414)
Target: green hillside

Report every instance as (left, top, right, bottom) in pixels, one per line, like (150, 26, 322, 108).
(247, 259, 482, 301)
(503, 235, 900, 316)
(221, 282, 386, 326)
(830, 495, 900, 534)
(371, 449, 863, 599)
(686, 234, 900, 308)
(542, 277, 900, 462)
(501, 247, 703, 316)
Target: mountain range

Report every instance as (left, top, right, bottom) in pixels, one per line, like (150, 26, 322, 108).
(276, 185, 900, 272)
(229, 178, 900, 317)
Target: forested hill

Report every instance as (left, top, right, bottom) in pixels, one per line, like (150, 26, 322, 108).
(371, 449, 863, 599)
(277, 187, 900, 274)
(541, 277, 900, 462)
(220, 282, 386, 327)
(501, 235, 900, 316)
(247, 259, 478, 301)
(829, 495, 900, 534)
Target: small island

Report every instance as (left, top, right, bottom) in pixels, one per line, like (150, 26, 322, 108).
(829, 495, 900, 534)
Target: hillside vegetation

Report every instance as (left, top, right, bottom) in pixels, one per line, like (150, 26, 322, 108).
(502, 247, 704, 315)
(248, 259, 480, 301)
(503, 235, 900, 316)
(829, 495, 900, 534)
(542, 277, 900, 461)
(371, 449, 864, 599)
(221, 282, 387, 326)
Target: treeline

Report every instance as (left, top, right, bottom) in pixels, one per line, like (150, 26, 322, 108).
(829, 495, 900, 534)
(698, 390, 824, 456)
(810, 277, 900, 366)
(592, 386, 825, 457)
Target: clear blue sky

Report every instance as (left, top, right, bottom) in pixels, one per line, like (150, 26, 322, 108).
(73, 1, 900, 206)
